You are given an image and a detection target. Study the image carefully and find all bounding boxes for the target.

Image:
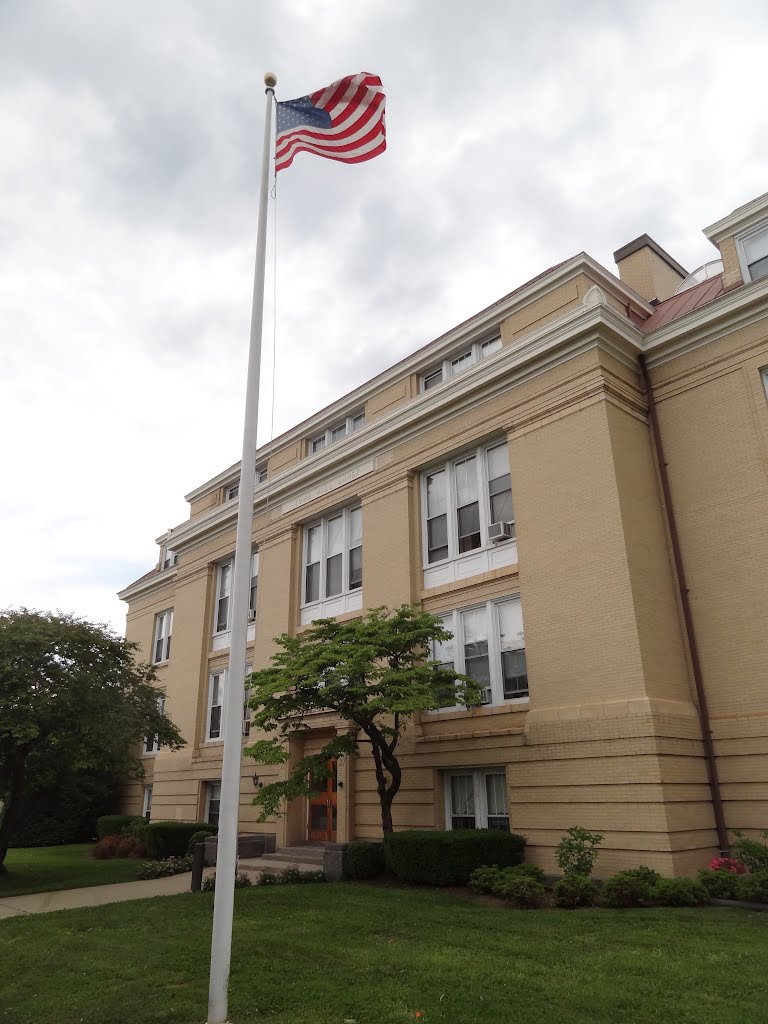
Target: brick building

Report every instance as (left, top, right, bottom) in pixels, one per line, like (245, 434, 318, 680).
(119, 191, 768, 877)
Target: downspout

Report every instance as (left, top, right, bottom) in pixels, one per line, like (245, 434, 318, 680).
(638, 354, 729, 854)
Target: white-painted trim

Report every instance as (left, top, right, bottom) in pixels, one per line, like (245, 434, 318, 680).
(182, 255, 652, 505)
(704, 193, 768, 245)
(300, 505, 363, 620)
(443, 767, 509, 830)
(735, 218, 768, 286)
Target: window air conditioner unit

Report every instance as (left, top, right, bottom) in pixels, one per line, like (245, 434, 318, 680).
(480, 687, 492, 705)
(488, 521, 514, 543)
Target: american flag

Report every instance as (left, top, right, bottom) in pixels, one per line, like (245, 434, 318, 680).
(274, 72, 386, 173)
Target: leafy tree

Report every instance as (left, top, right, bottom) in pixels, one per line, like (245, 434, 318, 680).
(0, 609, 185, 870)
(245, 606, 480, 834)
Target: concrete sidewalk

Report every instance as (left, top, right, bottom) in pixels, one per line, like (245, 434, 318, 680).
(0, 871, 203, 919)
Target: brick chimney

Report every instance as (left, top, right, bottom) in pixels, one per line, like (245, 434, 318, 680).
(613, 234, 688, 303)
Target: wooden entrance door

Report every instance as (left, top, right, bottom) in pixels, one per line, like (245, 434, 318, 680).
(307, 759, 337, 842)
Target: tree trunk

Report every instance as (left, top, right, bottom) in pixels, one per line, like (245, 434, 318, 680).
(0, 753, 27, 871)
(366, 725, 401, 836)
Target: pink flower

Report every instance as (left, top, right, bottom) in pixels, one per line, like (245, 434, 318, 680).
(710, 856, 747, 874)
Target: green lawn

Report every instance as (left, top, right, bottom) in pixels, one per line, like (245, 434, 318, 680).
(0, 844, 143, 897)
(0, 883, 765, 1024)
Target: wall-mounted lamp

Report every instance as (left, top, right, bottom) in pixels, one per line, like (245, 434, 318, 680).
(252, 774, 263, 789)
(338, 781, 344, 789)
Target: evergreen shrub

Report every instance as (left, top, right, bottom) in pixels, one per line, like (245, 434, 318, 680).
(145, 821, 217, 859)
(385, 830, 526, 886)
(737, 870, 768, 903)
(552, 874, 597, 909)
(96, 815, 145, 839)
(652, 878, 709, 907)
(343, 841, 385, 880)
(600, 871, 654, 908)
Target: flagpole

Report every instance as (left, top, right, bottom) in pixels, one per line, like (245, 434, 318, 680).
(207, 71, 276, 1024)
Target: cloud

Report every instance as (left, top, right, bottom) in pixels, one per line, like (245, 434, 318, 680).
(2, 0, 768, 632)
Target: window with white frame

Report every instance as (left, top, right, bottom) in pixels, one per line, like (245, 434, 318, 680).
(423, 441, 513, 567)
(226, 468, 267, 502)
(444, 769, 509, 831)
(143, 697, 165, 755)
(303, 505, 363, 606)
(420, 336, 502, 392)
(205, 782, 222, 827)
(213, 552, 259, 636)
(762, 368, 768, 400)
(737, 222, 768, 284)
(432, 598, 526, 708)
(142, 784, 153, 818)
(152, 609, 173, 664)
(310, 411, 365, 454)
(206, 666, 252, 742)
(160, 545, 178, 570)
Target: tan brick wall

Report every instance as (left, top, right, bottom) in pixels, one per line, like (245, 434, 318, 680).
(616, 248, 685, 302)
(120, 255, 768, 874)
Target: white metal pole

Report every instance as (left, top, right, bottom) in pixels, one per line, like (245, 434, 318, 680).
(207, 71, 276, 1024)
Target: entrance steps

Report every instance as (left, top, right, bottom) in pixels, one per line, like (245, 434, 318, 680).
(239, 845, 327, 879)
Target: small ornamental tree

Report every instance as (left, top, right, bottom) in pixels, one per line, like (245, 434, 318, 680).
(0, 609, 185, 870)
(245, 606, 481, 834)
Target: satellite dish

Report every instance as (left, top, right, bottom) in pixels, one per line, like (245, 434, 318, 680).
(675, 260, 724, 294)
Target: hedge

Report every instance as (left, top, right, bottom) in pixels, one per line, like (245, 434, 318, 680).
(343, 842, 385, 880)
(96, 815, 146, 839)
(145, 821, 218, 859)
(385, 829, 525, 886)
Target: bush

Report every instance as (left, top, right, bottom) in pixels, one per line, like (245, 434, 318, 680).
(255, 867, 327, 885)
(495, 875, 547, 908)
(115, 836, 146, 859)
(652, 878, 709, 907)
(145, 821, 218, 859)
(736, 870, 768, 903)
(96, 815, 145, 840)
(92, 836, 121, 859)
(12, 771, 117, 847)
(600, 871, 654, 908)
(623, 865, 662, 886)
(343, 841, 385, 880)
(385, 830, 526, 886)
(698, 869, 741, 900)
(554, 827, 604, 877)
(468, 863, 544, 897)
(732, 830, 768, 873)
(187, 830, 215, 855)
(136, 855, 193, 880)
(201, 872, 252, 892)
(121, 819, 150, 845)
(709, 856, 746, 874)
(553, 874, 597, 909)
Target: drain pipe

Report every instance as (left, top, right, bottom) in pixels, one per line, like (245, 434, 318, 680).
(638, 354, 729, 855)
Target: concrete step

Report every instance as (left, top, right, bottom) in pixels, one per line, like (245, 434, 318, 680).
(239, 857, 323, 877)
(259, 846, 326, 865)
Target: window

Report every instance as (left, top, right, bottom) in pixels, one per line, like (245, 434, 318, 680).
(310, 412, 365, 454)
(445, 769, 509, 831)
(152, 609, 173, 664)
(422, 441, 514, 567)
(160, 545, 178, 570)
(206, 666, 252, 742)
(143, 697, 165, 755)
(213, 552, 258, 636)
(226, 468, 266, 501)
(142, 785, 153, 818)
(207, 670, 225, 741)
(303, 505, 363, 605)
(737, 222, 768, 283)
(432, 597, 526, 708)
(249, 551, 259, 620)
(205, 783, 222, 827)
(420, 336, 502, 392)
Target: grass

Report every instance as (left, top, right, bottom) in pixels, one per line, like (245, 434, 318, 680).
(0, 844, 143, 897)
(0, 883, 766, 1024)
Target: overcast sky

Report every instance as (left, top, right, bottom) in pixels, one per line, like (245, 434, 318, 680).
(1, 0, 766, 635)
